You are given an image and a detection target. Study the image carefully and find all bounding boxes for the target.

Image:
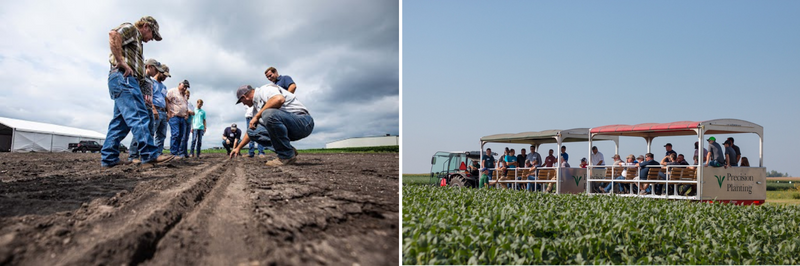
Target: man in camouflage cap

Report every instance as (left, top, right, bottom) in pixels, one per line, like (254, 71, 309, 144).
(101, 16, 173, 167)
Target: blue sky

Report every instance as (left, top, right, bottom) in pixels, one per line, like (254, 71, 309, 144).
(402, 1, 800, 175)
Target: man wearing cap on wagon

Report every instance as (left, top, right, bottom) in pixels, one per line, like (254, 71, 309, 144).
(705, 136, 725, 168)
(664, 143, 677, 158)
(101, 16, 173, 167)
(166, 80, 190, 157)
(231, 83, 314, 166)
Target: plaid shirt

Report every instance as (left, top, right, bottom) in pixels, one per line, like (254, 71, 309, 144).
(108, 22, 152, 106)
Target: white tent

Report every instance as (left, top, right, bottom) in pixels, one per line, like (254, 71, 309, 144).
(0, 116, 105, 152)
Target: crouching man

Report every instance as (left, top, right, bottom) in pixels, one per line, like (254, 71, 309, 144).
(230, 84, 314, 166)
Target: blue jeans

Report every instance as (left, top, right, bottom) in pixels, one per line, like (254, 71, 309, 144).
(246, 117, 266, 156)
(101, 70, 157, 166)
(181, 117, 191, 157)
(168, 117, 187, 156)
(128, 111, 154, 160)
(152, 110, 168, 157)
(222, 140, 236, 154)
(527, 175, 541, 191)
(190, 129, 204, 157)
(604, 176, 627, 193)
(247, 109, 314, 159)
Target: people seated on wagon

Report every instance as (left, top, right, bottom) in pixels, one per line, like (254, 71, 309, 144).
(705, 136, 725, 168)
(727, 137, 741, 166)
(601, 154, 637, 193)
(656, 153, 680, 195)
(638, 153, 661, 195)
(723, 140, 738, 168)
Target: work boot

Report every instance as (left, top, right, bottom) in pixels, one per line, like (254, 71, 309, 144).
(102, 160, 133, 168)
(140, 154, 175, 168)
(265, 156, 297, 167)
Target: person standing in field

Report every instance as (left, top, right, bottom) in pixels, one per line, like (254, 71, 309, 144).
(151, 64, 171, 157)
(479, 168, 490, 189)
(127, 58, 160, 162)
(182, 89, 194, 157)
(265, 67, 297, 93)
(189, 99, 206, 158)
(166, 80, 190, 158)
(231, 84, 314, 166)
(101, 16, 173, 167)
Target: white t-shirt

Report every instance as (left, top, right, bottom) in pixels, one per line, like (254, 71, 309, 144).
(245, 106, 256, 118)
(591, 151, 605, 166)
(620, 162, 636, 178)
(252, 84, 308, 115)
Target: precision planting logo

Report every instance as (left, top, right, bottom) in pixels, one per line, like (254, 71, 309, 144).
(715, 173, 755, 194)
(572, 175, 583, 186)
(715, 175, 725, 188)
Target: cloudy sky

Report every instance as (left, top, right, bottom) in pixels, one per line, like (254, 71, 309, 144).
(0, 0, 399, 150)
(404, 1, 800, 175)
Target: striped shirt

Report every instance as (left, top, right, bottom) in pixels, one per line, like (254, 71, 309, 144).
(252, 84, 309, 115)
(108, 23, 145, 82)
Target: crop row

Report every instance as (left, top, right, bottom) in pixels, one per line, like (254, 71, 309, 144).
(402, 185, 800, 265)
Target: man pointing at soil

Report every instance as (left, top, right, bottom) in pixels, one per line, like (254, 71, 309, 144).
(230, 84, 314, 166)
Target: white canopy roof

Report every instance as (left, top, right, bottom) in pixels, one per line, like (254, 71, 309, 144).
(0, 116, 105, 139)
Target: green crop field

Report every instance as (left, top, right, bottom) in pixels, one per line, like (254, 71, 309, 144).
(403, 174, 437, 185)
(403, 185, 800, 265)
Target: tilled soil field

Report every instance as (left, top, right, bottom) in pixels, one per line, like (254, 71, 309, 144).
(0, 152, 399, 265)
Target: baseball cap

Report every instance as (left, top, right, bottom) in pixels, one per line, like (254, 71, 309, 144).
(231, 123, 237, 128)
(581, 158, 587, 162)
(182, 80, 190, 88)
(480, 168, 487, 172)
(144, 58, 160, 67)
(160, 64, 171, 77)
(664, 143, 672, 147)
(235, 85, 254, 104)
(707, 136, 716, 141)
(140, 16, 162, 41)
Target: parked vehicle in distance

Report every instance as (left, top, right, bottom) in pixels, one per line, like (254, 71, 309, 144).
(69, 141, 102, 153)
(119, 144, 128, 153)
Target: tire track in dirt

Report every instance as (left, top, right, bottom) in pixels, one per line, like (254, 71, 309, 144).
(144, 159, 264, 265)
(34, 157, 228, 266)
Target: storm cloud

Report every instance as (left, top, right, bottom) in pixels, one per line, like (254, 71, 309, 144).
(0, 0, 399, 149)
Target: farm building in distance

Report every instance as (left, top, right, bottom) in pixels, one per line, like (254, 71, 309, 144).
(325, 134, 398, 149)
(0, 116, 105, 152)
